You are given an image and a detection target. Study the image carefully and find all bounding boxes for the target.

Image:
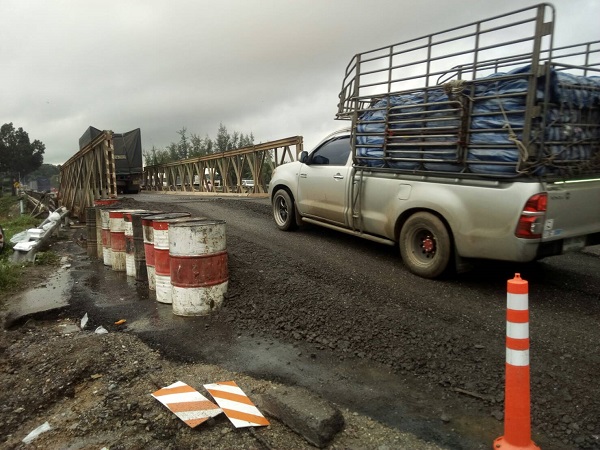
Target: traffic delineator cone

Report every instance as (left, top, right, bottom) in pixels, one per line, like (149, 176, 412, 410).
(494, 274, 540, 450)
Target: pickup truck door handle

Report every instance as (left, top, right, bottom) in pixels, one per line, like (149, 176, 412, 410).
(300, 173, 307, 178)
(333, 173, 344, 180)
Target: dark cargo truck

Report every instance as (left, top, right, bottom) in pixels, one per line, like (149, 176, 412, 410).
(79, 126, 143, 194)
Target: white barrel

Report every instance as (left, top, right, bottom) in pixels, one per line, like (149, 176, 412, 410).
(142, 215, 157, 290)
(110, 209, 145, 272)
(169, 220, 228, 316)
(95, 207, 103, 258)
(109, 210, 127, 272)
(148, 213, 192, 303)
(100, 209, 113, 266)
(124, 213, 136, 277)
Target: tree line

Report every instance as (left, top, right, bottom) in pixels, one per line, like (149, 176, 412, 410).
(143, 123, 255, 166)
(0, 123, 45, 194)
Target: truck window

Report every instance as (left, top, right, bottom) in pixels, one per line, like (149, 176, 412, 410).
(310, 137, 351, 166)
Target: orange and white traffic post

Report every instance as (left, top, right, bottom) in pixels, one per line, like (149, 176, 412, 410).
(494, 274, 540, 450)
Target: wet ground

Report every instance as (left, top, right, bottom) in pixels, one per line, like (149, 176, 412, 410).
(6, 194, 600, 449)
(66, 255, 487, 449)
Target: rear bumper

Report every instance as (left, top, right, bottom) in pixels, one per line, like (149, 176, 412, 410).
(537, 232, 600, 259)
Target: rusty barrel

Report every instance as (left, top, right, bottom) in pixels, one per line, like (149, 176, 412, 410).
(109, 209, 144, 271)
(145, 213, 192, 300)
(109, 210, 127, 271)
(142, 216, 157, 289)
(100, 207, 119, 266)
(124, 211, 162, 280)
(169, 220, 228, 316)
(94, 198, 120, 207)
(95, 207, 103, 257)
(124, 212, 142, 277)
(85, 207, 97, 258)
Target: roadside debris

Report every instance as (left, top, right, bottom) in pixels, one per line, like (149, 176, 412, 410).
(204, 381, 270, 428)
(259, 384, 344, 448)
(114, 319, 127, 326)
(10, 207, 70, 263)
(22, 421, 52, 444)
(151, 381, 222, 428)
(94, 326, 108, 334)
(80, 313, 88, 330)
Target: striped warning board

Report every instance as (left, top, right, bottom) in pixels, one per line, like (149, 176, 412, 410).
(204, 381, 270, 428)
(151, 381, 222, 427)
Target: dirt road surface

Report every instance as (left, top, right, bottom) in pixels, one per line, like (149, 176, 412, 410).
(1, 193, 599, 449)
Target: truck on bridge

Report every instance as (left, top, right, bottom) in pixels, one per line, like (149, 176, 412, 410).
(268, 4, 600, 278)
(79, 127, 143, 194)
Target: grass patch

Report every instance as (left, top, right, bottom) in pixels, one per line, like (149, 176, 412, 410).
(0, 194, 61, 293)
(0, 260, 23, 290)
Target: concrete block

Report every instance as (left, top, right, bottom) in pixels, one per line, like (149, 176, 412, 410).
(259, 385, 344, 448)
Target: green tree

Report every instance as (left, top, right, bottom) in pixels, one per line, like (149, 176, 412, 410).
(215, 123, 230, 153)
(143, 146, 172, 166)
(176, 127, 191, 159)
(24, 163, 60, 189)
(0, 123, 45, 195)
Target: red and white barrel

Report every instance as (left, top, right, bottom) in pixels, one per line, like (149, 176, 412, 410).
(95, 207, 103, 258)
(169, 220, 228, 316)
(94, 201, 120, 259)
(100, 208, 116, 266)
(109, 210, 127, 271)
(142, 215, 157, 289)
(110, 209, 144, 272)
(148, 213, 192, 302)
(131, 211, 162, 282)
(124, 211, 150, 277)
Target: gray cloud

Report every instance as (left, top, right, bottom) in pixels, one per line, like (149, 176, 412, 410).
(2, 0, 598, 165)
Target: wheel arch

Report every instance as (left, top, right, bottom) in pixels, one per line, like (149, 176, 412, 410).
(394, 207, 456, 250)
(270, 183, 294, 203)
(271, 184, 303, 229)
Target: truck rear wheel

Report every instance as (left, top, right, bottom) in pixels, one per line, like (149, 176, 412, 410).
(272, 189, 298, 231)
(400, 212, 451, 278)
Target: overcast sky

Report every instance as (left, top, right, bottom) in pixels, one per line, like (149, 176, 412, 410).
(2, 0, 599, 165)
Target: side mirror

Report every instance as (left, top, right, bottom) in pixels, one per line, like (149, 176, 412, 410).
(299, 151, 308, 163)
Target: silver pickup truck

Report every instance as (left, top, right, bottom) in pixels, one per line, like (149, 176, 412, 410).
(268, 5, 600, 278)
(268, 130, 600, 277)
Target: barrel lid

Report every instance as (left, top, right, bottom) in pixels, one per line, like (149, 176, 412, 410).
(109, 209, 146, 218)
(130, 210, 163, 218)
(169, 219, 224, 227)
(123, 210, 159, 220)
(143, 212, 191, 221)
(154, 217, 200, 225)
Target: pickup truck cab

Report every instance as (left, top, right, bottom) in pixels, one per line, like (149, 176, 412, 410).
(268, 130, 600, 278)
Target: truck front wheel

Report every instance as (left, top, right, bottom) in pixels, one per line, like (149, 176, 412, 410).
(272, 189, 298, 231)
(400, 212, 451, 278)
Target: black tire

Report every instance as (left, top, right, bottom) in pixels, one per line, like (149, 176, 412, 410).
(0, 225, 4, 254)
(399, 212, 452, 278)
(272, 189, 298, 231)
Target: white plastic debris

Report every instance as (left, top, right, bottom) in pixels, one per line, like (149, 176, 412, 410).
(26, 228, 45, 240)
(22, 421, 52, 444)
(9, 230, 29, 244)
(13, 241, 37, 252)
(95, 326, 108, 334)
(80, 313, 88, 330)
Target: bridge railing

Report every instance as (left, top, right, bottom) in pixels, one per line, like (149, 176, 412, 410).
(58, 130, 117, 219)
(143, 136, 303, 194)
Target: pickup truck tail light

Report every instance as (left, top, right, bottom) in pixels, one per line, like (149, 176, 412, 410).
(515, 193, 547, 239)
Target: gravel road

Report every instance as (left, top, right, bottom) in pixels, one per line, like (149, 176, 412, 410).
(117, 193, 600, 449)
(2, 192, 598, 449)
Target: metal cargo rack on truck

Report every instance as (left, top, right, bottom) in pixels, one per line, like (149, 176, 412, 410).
(336, 3, 600, 181)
